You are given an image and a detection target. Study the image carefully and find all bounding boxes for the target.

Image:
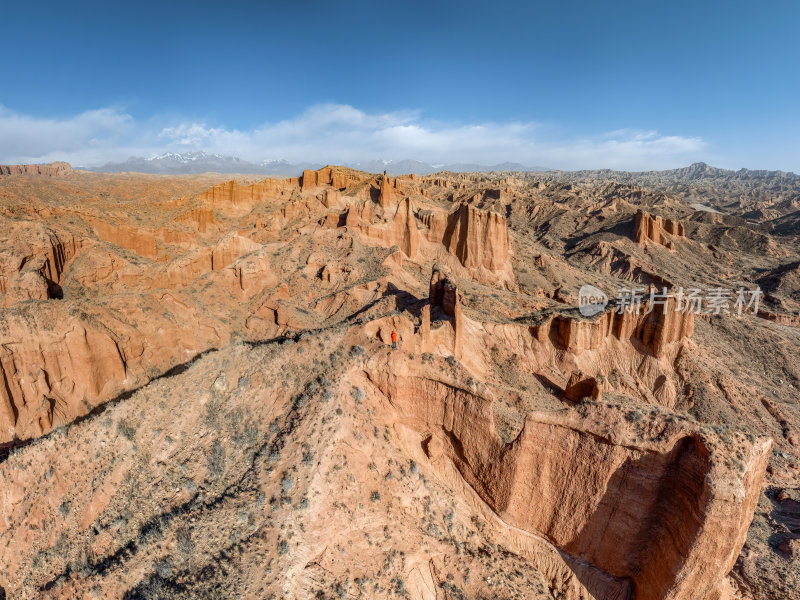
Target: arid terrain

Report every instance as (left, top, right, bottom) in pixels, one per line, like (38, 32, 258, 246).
(0, 161, 798, 599)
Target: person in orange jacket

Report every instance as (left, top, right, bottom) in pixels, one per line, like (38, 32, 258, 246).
(391, 329, 398, 349)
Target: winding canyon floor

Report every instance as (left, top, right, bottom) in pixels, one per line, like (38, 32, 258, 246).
(0, 163, 799, 599)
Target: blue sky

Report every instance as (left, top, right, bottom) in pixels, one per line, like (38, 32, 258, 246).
(1, 0, 798, 170)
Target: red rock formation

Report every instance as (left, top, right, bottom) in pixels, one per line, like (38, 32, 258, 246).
(301, 166, 365, 191)
(0, 222, 81, 305)
(369, 365, 772, 600)
(231, 247, 277, 294)
(356, 196, 419, 258)
(161, 249, 213, 287)
(418, 208, 448, 242)
(429, 268, 464, 357)
(420, 304, 431, 344)
(0, 161, 73, 176)
(0, 166, 795, 597)
(538, 298, 694, 359)
(0, 294, 225, 443)
(321, 189, 343, 209)
(429, 268, 459, 317)
(392, 197, 419, 258)
(0, 311, 128, 439)
(443, 203, 510, 271)
(210, 234, 262, 270)
(198, 178, 286, 212)
(88, 218, 159, 259)
(634, 210, 685, 249)
(172, 205, 217, 232)
(2, 270, 49, 305)
(301, 169, 321, 191)
(378, 170, 393, 208)
(563, 371, 602, 401)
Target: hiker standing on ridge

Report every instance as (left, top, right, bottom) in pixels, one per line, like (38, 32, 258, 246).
(391, 329, 398, 350)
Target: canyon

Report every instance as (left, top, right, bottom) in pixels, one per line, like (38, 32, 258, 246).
(0, 163, 797, 599)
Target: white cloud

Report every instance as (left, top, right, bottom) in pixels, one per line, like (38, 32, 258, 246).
(0, 103, 707, 170)
(0, 106, 134, 165)
(543, 130, 707, 171)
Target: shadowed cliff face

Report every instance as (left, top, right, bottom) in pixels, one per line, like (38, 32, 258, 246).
(0, 165, 796, 599)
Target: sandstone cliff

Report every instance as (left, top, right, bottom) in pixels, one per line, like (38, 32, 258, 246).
(634, 209, 686, 249)
(0, 161, 73, 176)
(444, 203, 511, 271)
(539, 298, 694, 359)
(368, 361, 771, 600)
(378, 170, 394, 208)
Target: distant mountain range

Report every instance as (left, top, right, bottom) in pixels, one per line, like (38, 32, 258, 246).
(551, 162, 800, 182)
(85, 152, 551, 176)
(87, 152, 297, 175)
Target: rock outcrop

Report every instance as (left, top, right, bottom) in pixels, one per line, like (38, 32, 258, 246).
(563, 371, 602, 401)
(418, 208, 449, 242)
(429, 268, 464, 357)
(0, 161, 73, 176)
(0, 297, 224, 443)
(369, 365, 772, 600)
(378, 170, 394, 208)
(88, 218, 158, 258)
(0, 222, 81, 305)
(173, 205, 217, 233)
(302, 166, 365, 191)
(429, 267, 459, 317)
(210, 233, 262, 270)
(198, 178, 287, 214)
(539, 298, 694, 359)
(634, 210, 685, 249)
(0, 311, 129, 440)
(392, 197, 419, 258)
(443, 203, 510, 271)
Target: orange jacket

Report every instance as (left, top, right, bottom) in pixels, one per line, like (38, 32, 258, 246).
(391, 331, 398, 342)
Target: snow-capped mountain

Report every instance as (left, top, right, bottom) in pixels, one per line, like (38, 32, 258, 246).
(145, 151, 224, 163)
(88, 153, 550, 175)
(90, 151, 280, 175)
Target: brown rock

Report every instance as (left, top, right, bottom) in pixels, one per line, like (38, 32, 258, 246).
(634, 209, 685, 249)
(2, 270, 49, 306)
(443, 203, 510, 271)
(378, 170, 393, 208)
(370, 365, 772, 600)
(429, 267, 459, 317)
(418, 208, 448, 242)
(392, 197, 419, 258)
(88, 217, 158, 258)
(210, 234, 262, 270)
(198, 177, 286, 214)
(539, 298, 694, 359)
(563, 371, 602, 401)
(232, 247, 277, 294)
(172, 205, 217, 232)
(420, 304, 431, 345)
(778, 539, 799, 558)
(429, 268, 464, 357)
(0, 161, 73, 176)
